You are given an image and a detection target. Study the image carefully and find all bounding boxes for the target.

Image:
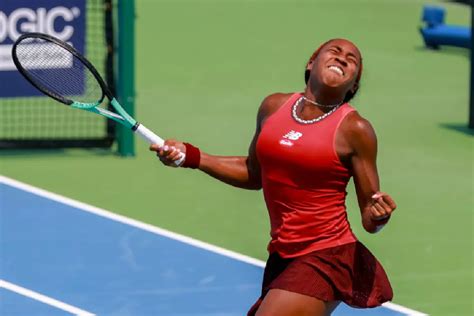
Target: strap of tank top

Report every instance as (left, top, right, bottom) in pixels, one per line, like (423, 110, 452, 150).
(285, 93, 303, 108)
(272, 92, 303, 116)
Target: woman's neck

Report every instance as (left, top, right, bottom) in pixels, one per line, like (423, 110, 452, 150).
(304, 86, 345, 106)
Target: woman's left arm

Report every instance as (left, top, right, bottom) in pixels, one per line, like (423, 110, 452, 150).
(344, 113, 397, 233)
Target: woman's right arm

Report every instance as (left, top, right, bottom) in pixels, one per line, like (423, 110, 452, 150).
(150, 93, 291, 190)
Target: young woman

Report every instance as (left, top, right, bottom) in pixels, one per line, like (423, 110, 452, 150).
(150, 38, 396, 316)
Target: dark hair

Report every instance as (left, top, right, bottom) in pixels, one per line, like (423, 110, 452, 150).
(304, 39, 363, 103)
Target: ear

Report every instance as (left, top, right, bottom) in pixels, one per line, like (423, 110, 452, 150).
(306, 59, 315, 71)
(350, 81, 359, 94)
(304, 70, 310, 84)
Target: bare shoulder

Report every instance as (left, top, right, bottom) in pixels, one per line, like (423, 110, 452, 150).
(340, 110, 377, 151)
(258, 92, 294, 121)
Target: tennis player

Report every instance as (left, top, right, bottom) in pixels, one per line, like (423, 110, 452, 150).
(150, 38, 396, 316)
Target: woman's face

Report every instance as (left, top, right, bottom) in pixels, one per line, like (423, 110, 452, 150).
(308, 39, 361, 95)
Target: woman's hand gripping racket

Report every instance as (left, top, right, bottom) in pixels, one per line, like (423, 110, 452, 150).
(12, 32, 184, 166)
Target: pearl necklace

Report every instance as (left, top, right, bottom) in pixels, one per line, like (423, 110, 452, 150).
(292, 97, 340, 125)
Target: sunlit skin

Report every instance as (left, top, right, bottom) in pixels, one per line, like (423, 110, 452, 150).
(150, 38, 396, 316)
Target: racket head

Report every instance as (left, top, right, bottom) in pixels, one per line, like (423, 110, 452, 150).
(12, 32, 111, 107)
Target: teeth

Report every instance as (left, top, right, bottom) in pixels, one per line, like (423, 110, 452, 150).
(328, 65, 344, 76)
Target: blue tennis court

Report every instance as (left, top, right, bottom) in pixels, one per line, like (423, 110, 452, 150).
(0, 176, 427, 316)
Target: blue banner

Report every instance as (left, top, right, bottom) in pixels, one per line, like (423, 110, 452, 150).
(0, 0, 86, 98)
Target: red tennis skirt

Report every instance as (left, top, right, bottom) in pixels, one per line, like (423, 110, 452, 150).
(247, 241, 393, 315)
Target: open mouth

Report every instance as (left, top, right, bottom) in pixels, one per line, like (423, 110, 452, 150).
(328, 65, 344, 76)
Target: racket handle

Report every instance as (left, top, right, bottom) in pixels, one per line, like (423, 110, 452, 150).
(134, 124, 186, 167)
(134, 123, 164, 146)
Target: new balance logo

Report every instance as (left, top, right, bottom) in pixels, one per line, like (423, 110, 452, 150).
(283, 130, 303, 140)
(280, 130, 303, 146)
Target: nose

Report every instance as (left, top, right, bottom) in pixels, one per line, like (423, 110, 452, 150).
(335, 57, 347, 67)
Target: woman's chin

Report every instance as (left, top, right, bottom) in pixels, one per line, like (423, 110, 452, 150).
(322, 78, 346, 89)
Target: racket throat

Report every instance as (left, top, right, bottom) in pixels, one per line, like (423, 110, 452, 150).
(131, 123, 140, 131)
(96, 107, 125, 121)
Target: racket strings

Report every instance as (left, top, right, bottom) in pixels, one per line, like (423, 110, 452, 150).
(15, 38, 103, 105)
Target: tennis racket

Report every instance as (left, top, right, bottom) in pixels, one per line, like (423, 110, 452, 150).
(12, 32, 184, 165)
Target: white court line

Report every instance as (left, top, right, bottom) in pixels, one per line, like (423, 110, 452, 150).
(0, 175, 428, 316)
(382, 302, 428, 316)
(0, 279, 95, 316)
(0, 176, 264, 268)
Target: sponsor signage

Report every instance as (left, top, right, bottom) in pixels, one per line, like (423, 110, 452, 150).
(0, 0, 86, 97)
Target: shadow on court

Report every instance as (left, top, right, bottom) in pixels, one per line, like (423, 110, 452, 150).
(414, 45, 470, 59)
(439, 122, 474, 136)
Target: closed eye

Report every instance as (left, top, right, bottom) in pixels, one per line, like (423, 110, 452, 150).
(327, 45, 359, 65)
(347, 53, 358, 65)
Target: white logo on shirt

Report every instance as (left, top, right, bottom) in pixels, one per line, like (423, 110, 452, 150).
(280, 130, 303, 146)
(283, 130, 303, 140)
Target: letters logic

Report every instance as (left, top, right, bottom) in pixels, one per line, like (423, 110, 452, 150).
(0, 0, 86, 97)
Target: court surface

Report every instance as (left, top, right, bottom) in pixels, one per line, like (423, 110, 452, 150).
(0, 176, 427, 316)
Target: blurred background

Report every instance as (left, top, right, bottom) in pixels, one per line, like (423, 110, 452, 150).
(1, 0, 472, 315)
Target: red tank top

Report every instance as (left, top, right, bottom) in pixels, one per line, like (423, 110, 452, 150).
(256, 93, 357, 258)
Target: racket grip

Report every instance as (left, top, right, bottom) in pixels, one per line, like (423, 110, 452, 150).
(134, 124, 186, 167)
(134, 123, 164, 146)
